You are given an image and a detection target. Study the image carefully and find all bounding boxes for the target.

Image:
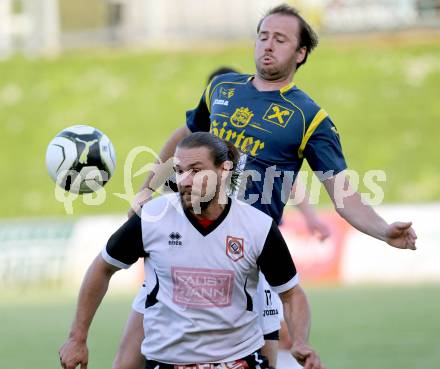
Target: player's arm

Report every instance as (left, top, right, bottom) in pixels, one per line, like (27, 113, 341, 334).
(59, 215, 145, 369)
(303, 114, 416, 250)
(258, 221, 324, 369)
(139, 125, 191, 191)
(129, 125, 191, 217)
(59, 254, 119, 369)
(130, 86, 211, 217)
(323, 172, 417, 249)
(278, 286, 324, 369)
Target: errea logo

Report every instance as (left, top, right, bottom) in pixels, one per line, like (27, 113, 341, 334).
(169, 232, 183, 246)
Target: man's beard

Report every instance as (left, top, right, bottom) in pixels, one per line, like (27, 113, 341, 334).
(179, 185, 219, 213)
(256, 57, 294, 82)
(257, 64, 285, 81)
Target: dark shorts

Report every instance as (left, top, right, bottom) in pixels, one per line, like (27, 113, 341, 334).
(145, 350, 269, 369)
(263, 330, 279, 341)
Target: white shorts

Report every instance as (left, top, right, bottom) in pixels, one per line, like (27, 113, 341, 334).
(132, 272, 281, 336)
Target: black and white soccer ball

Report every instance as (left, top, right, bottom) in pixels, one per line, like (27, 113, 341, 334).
(45, 125, 116, 194)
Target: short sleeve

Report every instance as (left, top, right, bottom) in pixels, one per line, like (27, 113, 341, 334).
(102, 215, 146, 269)
(304, 116, 347, 178)
(257, 221, 299, 294)
(186, 90, 211, 133)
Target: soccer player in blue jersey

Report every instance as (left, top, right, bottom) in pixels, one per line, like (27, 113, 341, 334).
(177, 64, 331, 239)
(117, 4, 417, 369)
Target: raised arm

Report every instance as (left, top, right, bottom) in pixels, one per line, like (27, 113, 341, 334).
(129, 125, 191, 217)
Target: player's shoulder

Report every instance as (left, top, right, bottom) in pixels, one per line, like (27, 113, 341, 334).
(285, 85, 326, 123)
(288, 86, 321, 110)
(231, 198, 273, 229)
(140, 193, 181, 222)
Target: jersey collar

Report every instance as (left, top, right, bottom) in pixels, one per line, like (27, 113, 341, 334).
(247, 75, 296, 93)
(183, 197, 232, 237)
(280, 80, 296, 93)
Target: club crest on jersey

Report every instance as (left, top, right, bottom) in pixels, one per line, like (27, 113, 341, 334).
(230, 107, 253, 128)
(263, 103, 294, 128)
(220, 87, 235, 99)
(226, 236, 244, 261)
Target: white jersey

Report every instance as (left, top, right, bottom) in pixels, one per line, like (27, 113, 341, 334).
(102, 193, 298, 364)
(132, 272, 282, 336)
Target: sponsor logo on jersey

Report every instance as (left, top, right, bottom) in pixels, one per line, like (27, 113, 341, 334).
(262, 308, 279, 317)
(220, 86, 235, 99)
(172, 267, 234, 308)
(210, 120, 265, 156)
(230, 107, 254, 128)
(169, 232, 182, 246)
(263, 103, 294, 128)
(213, 98, 229, 106)
(226, 236, 244, 261)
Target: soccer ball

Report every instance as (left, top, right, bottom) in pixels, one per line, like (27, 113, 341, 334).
(45, 125, 116, 194)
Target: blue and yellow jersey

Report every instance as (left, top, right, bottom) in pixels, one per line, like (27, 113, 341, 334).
(186, 72, 347, 224)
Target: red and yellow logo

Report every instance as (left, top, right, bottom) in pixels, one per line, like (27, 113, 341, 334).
(226, 236, 244, 262)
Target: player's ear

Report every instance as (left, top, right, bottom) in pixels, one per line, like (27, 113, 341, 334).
(295, 46, 306, 65)
(221, 161, 233, 174)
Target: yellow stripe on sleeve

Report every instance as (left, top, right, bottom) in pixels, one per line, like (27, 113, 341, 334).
(204, 81, 213, 113)
(298, 108, 328, 158)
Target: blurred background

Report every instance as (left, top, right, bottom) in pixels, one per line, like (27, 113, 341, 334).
(0, 0, 439, 368)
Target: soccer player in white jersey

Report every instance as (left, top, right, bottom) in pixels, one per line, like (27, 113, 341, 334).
(119, 65, 331, 369)
(59, 132, 325, 369)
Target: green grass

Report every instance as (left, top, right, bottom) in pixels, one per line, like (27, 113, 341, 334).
(0, 285, 439, 369)
(307, 285, 440, 369)
(1, 38, 439, 218)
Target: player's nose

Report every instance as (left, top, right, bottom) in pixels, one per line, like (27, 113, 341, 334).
(264, 37, 275, 51)
(177, 172, 193, 187)
(264, 45, 273, 53)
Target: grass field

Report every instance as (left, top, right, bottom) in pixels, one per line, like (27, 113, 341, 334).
(1, 29, 438, 369)
(1, 285, 439, 369)
(1, 37, 439, 218)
